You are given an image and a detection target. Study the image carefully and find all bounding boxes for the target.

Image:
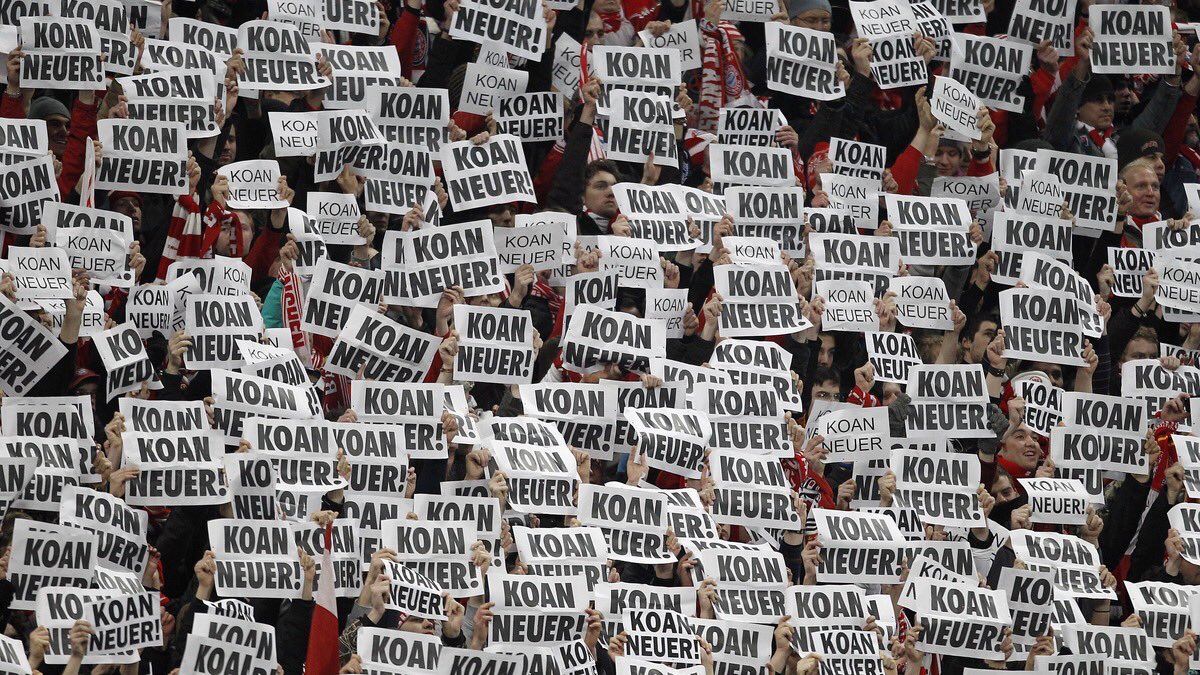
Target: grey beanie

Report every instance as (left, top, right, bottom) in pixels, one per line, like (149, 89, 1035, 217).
(28, 97, 69, 121)
(788, 0, 832, 18)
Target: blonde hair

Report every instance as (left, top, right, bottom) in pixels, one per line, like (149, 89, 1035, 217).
(1120, 156, 1158, 180)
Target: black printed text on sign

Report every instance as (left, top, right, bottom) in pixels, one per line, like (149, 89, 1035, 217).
(1090, 5, 1174, 75)
(20, 18, 103, 90)
(237, 20, 331, 91)
(765, 23, 845, 101)
(452, 304, 534, 384)
(97, 120, 188, 196)
(440, 134, 536, 211)
(451, 0, 548, 61)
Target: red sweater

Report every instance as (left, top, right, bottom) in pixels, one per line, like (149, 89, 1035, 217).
(889, 144, 996, 198)
(0, 93, 23, 119)
(58, 97, 99, 198)
(390, 6, 421, 81)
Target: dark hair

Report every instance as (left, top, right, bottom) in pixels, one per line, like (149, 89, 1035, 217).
(584, 160, 621, 184)
(961, 313, 1000, 343)
(1130, 325, 1159, 344)
(616, 295, 642, 314)
(992, 465, 1013, 489)
(810, 366, 841, 387)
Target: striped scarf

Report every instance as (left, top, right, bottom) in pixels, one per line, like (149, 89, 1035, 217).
(155, 197, 237, 281)
(683, 128, 717, 168)
(279, 266, 313, 369)
(531, 277, 563, 321)
(320, 367, 351, 412)
(588, 125, 608, 163)
(156, 195, 205, 281)
(280, 267, 350, 409)
(696, 19, 747, 134)
(578, 43, 608, 164)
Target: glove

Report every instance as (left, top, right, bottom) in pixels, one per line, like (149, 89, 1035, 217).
(887, 392, 912, 438)
(976, 403, 1009, 458)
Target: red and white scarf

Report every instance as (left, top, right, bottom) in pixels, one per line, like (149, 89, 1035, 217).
(280, 266, 350, 408)
(279, 266, 313, 369)
(155, 197, 239, 281)
(683, 128, 717, 167)
(156, 195, 204, 281)
(695, 19, 747, 133)
(531, 278, 564, 316)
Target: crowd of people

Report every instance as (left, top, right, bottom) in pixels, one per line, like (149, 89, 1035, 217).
(0, 0, 1198, 673)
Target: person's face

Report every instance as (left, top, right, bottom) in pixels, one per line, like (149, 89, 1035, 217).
(46, 114, 69, 158)
(74, 381, 99, 412)
(817, 334, 835, 368)
(585, 12, 605, 41)
(584, 170, 618, 218)
(962, 320, 998, 364)
(1147, 152, 1166, 180)
(935, 146, 961, 177)
(1114, 85, 1138, 116)
(1120, 337, 1159, 367)
(1078, 93, 1116, 131)
(791, 9, 832, 30)
(999, 424, 1041, 472)
(1125, 167, 1160, 219)
(1031, 363, 1064, 389)
(811, 379, 840, 403)
(916, 334, 942, 364)
(469, 293, 501, 307)
(217, 212, 254, 257)
(111, 196, 142, 234)
(581, 362, 625, 383)
(1186, 115, 1199, 149)
(990, 475, 1018, 504)
(400, 616, 436, 634)
(369, 211, 388, 233)
(489, 207, 515, 229)
(219, 127, 238, 165)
